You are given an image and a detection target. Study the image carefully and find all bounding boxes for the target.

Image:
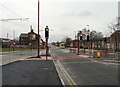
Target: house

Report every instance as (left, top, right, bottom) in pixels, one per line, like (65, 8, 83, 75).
(19, 29, 38, 47)
(19, 33, 29, 45)
(0, 38, 10, 48)
(70, 30, 120, 52)
(110, 30, 120, 51)
(19, 29, 45, 48)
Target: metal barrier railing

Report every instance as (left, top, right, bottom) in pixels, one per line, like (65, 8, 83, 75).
(69, 48, 118, 59)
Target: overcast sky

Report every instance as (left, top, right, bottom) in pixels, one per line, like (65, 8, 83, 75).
(0, 0, 119, 42)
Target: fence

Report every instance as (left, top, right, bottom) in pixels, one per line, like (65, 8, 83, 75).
(69, 48, 119, 59)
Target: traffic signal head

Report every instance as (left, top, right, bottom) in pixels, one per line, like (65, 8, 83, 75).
(80, 34, 83, 40)
(87, 35, 89, 41)
(45, 26, 49, 38)
(104, 37, 106, 42)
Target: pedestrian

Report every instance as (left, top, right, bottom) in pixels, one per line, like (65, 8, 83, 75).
(97, 50, 101, 58)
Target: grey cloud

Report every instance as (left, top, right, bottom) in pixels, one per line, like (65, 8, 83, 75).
(62, 10, 92, 17)
(78, 10, 92, 17)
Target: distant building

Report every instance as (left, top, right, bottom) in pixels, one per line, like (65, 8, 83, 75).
(70, 30, 120, 51)
(19, 33, 29, 45)
(110, 30, 120, 51)
(19, 29, 38, 47)
(0, 38, 10, 48)
(0, 38, 19, 48)
(19, 29, 45, 48)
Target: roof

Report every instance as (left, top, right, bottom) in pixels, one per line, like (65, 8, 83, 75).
(0, 38, 10, 43)
(20, 33, 29, 37)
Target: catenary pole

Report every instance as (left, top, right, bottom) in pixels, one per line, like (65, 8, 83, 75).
(37, 0, 40, 58)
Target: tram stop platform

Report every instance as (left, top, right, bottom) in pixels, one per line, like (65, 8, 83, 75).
(2, 60, 62, 86)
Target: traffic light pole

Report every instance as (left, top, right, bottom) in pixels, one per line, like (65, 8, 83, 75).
(46, 38, 48, 60)
(77, 35, 80, 55)
(87, 39, 90, 58)
(105, 39, 108, 57)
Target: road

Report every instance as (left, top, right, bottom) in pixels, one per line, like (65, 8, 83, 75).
(50, 45, 119, 86)
(1, 49, 45, 65)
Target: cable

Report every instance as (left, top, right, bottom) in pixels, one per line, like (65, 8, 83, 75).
(0, 4, 24, 18)
(0, 3, 37, 26)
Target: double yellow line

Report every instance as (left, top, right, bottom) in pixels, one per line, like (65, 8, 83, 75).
(57, 60, 77, 86)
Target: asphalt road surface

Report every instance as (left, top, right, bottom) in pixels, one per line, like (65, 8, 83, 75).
(2, 60, 62, 86)
(50, 45, 119, 86)
(1, 49, 46, 65)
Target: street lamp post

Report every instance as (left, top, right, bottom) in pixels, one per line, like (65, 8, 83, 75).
(37, 0, 40, 58)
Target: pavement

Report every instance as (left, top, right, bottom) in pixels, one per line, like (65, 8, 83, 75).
(1, 49, 48, 66)
(2, 60, 62, 86)
(2, 49, 63, 86)
(1, 49, 37, 66)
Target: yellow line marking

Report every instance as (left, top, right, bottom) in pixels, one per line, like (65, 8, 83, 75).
(57, 60, 77, 86)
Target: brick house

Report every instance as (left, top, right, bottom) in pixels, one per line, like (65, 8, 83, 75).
(110, 30, 120, 51)
(70, 30, 120, 52)
(19, 29, 38, 48)
(19, 33, 29, 45)
(19, 29, 45, 48)
(0, 38, 10, 48)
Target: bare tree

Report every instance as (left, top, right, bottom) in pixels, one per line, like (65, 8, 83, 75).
(107, 17, 119, 36)
(82, 28, 103, 40)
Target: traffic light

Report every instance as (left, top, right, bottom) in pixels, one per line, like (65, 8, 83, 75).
(45, 26, 49, 38)
(87, 35, 89, 41)
(104, 37, 106, 42)
(80, 34, 83, 40)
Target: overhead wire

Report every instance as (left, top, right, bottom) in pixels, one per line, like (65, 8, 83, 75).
(0, 3, 37, 26)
